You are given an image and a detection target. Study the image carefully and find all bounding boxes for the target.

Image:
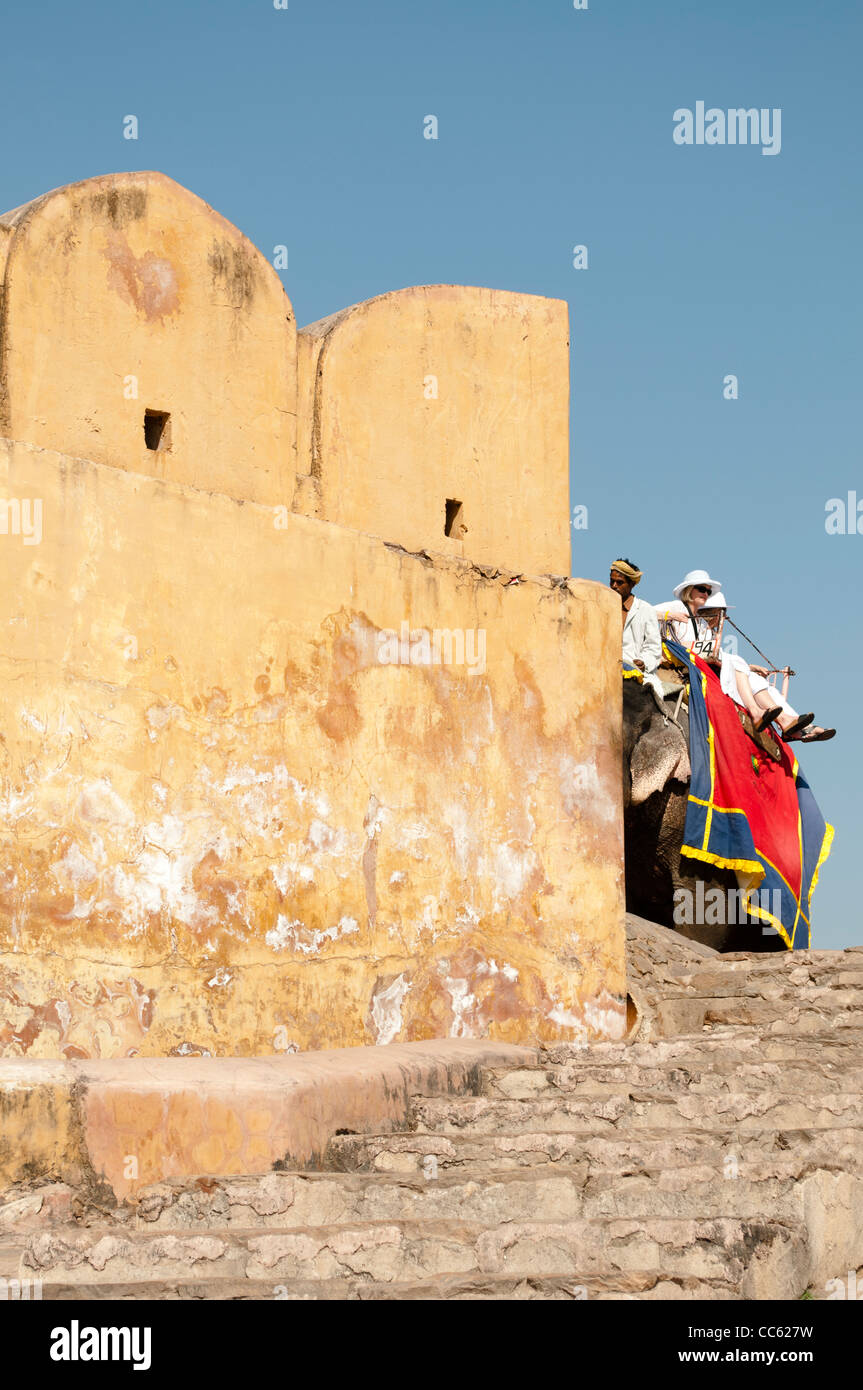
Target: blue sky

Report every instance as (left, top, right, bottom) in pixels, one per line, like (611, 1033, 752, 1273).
(2, 0, 860, 946)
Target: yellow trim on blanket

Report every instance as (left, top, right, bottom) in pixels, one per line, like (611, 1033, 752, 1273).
(679, 843, 765, 879)
(809, 822, 835, 900)
(689, 794, 748, 818)
(743, 897, 794, 950)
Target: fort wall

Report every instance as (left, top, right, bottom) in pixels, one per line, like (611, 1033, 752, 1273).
(0, 172, 625, 1059)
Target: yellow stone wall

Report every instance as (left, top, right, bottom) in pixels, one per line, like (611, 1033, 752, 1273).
(0, 172, 297, 507)
(0, 436, 624, 1058)
(296, 286, 571, 574)
(0, 172, 625, 1061)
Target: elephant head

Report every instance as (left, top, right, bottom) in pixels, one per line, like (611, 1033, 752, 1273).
(622, 677, 690, 810)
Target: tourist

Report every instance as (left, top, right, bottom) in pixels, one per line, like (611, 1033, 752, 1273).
(654, 568, 718, 659)
(702, 592, 835, 743)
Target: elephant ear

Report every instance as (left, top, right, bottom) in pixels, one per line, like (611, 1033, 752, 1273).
(630, 720, 691, 805)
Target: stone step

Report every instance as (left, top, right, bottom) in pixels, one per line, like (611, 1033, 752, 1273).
(542, 1029, 863, 1070)
(676, 949, 863, 978)
(130, 1166, 863, 1285)
(326, 1124, 863, 1179)
(644, 1001, 863, 1037)
(579, 1168, 863, 1283)
(668, 958, 863, 989)
(697, 998, 863, 1030)
(408, 1089, 863, 1137)
(484, 1058, 863, 1101)
(20, 1216, 811, 1298)
(670, 979, 863, 1007)
(704, 1012, 862, 1037)
(31, 1271, 741, 1301)
(133, 1169, 587, 1231)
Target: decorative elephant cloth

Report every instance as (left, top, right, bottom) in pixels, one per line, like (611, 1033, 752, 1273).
(665, 640, 833, 950)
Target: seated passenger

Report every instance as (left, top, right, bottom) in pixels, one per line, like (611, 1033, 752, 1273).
(609, 557, 662, 686)
(654, 569, 719, 657)
(702, 593, 836, 743)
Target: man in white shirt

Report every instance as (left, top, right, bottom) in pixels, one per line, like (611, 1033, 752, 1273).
(610, 558, 662, 684)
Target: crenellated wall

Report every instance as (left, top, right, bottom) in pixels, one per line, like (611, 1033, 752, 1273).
(0, 172, 297, 507)
(0, 172, 626, 1060)
(296, 285, 571, 575)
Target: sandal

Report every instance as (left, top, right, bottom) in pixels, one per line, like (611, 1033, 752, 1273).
(780, 712, 814, 739)
(800, 727, 836, 742)
(754, 706, 783, 733)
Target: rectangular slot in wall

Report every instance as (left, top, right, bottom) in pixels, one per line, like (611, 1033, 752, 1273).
(144, 409, 171, 451)
(444, 498, 464, 538)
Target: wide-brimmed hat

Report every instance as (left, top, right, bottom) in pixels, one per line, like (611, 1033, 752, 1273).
(672, 569, 722, 599)
(702, 590, 734, 610)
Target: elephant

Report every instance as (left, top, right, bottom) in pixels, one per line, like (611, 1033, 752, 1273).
(622, 674, 787, 952)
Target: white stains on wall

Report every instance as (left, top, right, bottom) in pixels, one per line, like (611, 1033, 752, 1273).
(271, 861, 313, 894)
(394, 819, 431, 858)
(265, 916, 303, 951)
(308, 818, 350, 855)
(215, 764, 329, 814)
(547, 1001, 588, 1036)
(144, 702, 179, 741)
(415, 896, 441, 942)
(442, 973, 478, 1038)
(445, 804, 473, 874)
(476, 958, 519, 983)
(50, 842, 100, 919)
(584, 991, 627, 1040)
(488, 842, 538, 908)
(128, 816, 224, 925)
(78, 778, 134, 827)
(19, 707, 48, 735)
(455, 903, 480, 928)
(0, 644, 622, 1056)
(265, 913, 359, 955)
(370, 973, 411, 1045)
(363, 795, 386, 840)
(51, 842, 99, 888)
(547, 990, 625, 1041)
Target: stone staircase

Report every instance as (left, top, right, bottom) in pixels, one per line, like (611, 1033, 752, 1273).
(5, 917, 863, 1300)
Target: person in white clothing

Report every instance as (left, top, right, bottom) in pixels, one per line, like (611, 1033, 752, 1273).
(701, 592, 835, 743)
(609, 558, 662, 685)
(654, 568, 719, 658)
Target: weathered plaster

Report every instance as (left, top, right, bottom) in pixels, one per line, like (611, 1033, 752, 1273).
(0, 436, 624, 1057)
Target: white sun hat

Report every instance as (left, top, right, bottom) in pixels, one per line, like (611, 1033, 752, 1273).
(672, 569, 722, 599)
(702, 590, 734, 610)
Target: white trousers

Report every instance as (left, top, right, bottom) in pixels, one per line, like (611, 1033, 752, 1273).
(719, 653, 798, 721)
